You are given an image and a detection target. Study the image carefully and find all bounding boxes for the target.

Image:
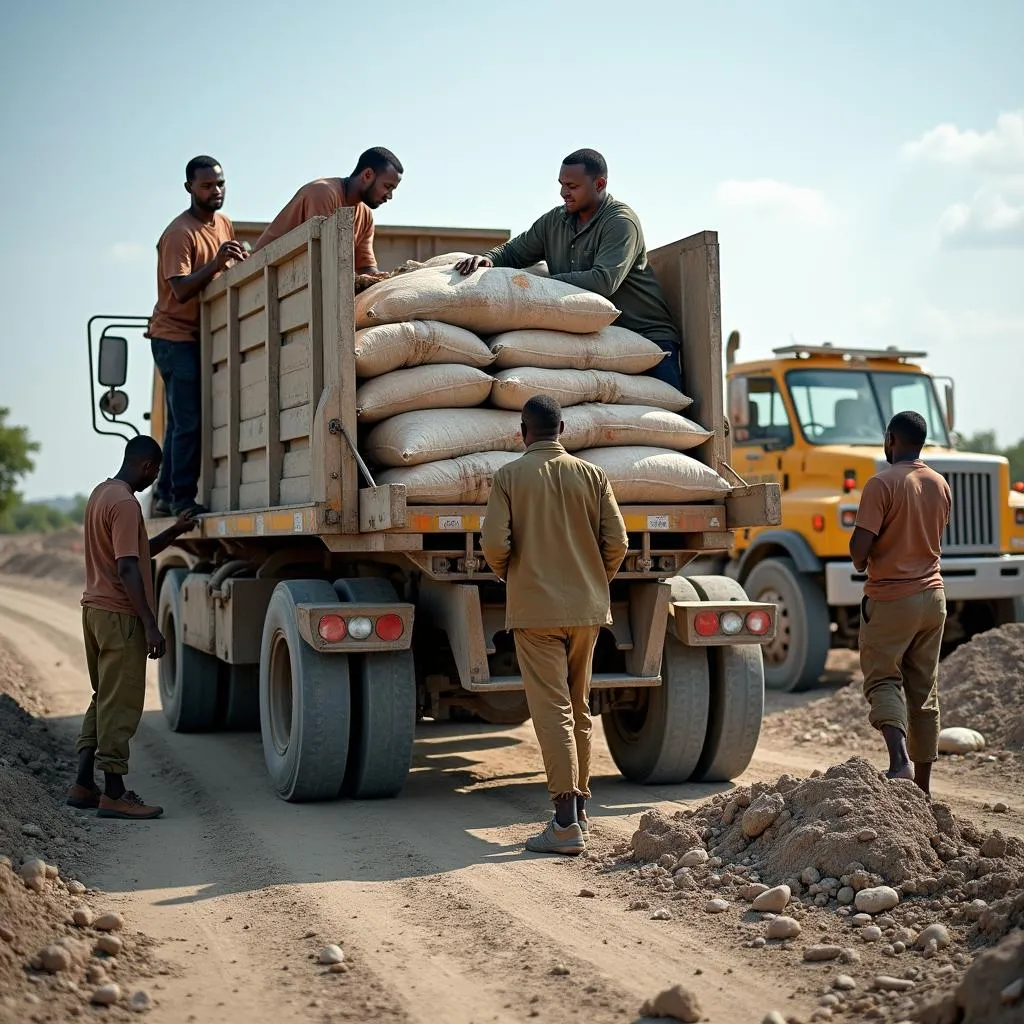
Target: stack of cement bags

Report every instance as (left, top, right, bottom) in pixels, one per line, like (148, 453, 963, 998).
(353, 259, 730, 505)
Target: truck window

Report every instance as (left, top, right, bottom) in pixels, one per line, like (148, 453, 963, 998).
(786, 369, 885, 444)
(736, 377, 792, 447)
(869, 371, 950, 446)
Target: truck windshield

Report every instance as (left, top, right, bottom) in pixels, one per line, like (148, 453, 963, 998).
(786, 369, 950, 446)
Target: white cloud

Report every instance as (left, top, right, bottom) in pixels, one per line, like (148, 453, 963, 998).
(713, 179, 832, 226)
(938, 180, 1024, 249)
(109, 242, 149, 264)
(902, 111, 1024, 172)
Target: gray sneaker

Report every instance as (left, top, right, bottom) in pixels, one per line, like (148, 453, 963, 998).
(525, 819, 585, 856)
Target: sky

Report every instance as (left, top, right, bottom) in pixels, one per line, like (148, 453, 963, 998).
(1, 0, 1022, 500)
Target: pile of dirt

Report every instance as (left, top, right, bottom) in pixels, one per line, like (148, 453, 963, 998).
(0, 528, 85, 589)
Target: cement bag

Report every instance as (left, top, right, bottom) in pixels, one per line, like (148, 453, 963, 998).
(356, 364, 493, 424)
(489, 325, 667, 373)
(355, 320, 494, 378)
(560, 404, 712, 453)
(355, 264, 620, 335)
(364, 408, 524, 467)
(490, 368, 692, 413)
(577, 446, 731, 503)
(377, 451, 519, 504)
(397, 253, 548, 278)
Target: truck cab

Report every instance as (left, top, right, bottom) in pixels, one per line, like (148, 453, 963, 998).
(722, 338, 1024, 691)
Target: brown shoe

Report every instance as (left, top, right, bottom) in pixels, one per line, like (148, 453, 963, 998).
(97, 791, 164, 820)
(67, 783, 101, 809)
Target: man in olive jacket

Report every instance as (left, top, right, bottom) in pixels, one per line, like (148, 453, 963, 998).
(481, 395, 628, 855)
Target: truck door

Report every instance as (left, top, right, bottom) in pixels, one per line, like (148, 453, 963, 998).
(733, 376, 793, 488)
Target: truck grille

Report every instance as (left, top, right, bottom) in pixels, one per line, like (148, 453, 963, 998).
(939, 470, 996, 552)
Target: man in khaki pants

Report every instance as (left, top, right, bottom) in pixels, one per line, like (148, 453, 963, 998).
(850, 411, 951, 795)
(482, 396, 628, 855)
(67, 436, 196, 819)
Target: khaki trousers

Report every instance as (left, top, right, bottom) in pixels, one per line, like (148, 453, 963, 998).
(859, 588, 946, 763)
(513, 625, 601, 800)
(78, 606, 149, 775)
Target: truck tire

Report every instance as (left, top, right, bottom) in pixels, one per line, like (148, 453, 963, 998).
(472, 692, 532, 726)
(260, 580, 351, 802)
(742, 556, 829, 692)
(157, 569, 220, 732)
(686, 576, 765, 782)
(220, 664, 261, 731)
(334, 578, 416, 800)
(603, 576, 710, 785)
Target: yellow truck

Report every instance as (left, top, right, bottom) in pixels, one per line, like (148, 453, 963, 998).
(710, 335, 1024, 692)
(86, 213, 782, 802)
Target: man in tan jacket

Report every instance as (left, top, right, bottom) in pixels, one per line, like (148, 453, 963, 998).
(482, 395, 628, 855)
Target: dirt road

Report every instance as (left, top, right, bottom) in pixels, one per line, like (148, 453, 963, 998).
(0, 578, 1020, 1024)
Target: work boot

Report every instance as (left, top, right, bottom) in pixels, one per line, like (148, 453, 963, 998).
(524, 818, 585, 856)
(151, 498, 173, 518)
(97, 791, 164, 820)
(171, 500, 208, 516)
(66, 783, 101, 809)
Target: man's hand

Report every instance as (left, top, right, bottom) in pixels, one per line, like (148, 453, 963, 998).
(144, 621, 166, 660)
(454, 255, 493, 276)
(216, 240, 248, 270)
(172, 508, 200, 536)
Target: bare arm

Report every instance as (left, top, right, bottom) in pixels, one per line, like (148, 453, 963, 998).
(849, 526, 876, 573)
(149, 512, 198, 557)
(456, 215, 549, 275)
(169, 241, 247, 303)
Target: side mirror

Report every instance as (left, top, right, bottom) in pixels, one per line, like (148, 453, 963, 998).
(944, 382, 955, 432)
(728, 376, 750, 429)
(98, 334, 128, 387)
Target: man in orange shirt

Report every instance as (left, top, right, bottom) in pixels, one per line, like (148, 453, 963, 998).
(146, 155, 247, 517)
(850, 410, 951, 796)
(68, 436, 197, 819)
(252, 147, 403, 273)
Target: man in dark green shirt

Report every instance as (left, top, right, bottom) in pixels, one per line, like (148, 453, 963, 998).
(456, 149, 684, 390)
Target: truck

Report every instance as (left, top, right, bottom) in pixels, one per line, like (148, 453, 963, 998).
(86, 210, 782, 802)
(706, 334, 1024, 692)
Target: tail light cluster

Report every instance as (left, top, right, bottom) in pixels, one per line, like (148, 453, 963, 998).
(317, 613, 405, 643)
(693, 609, 772, 638)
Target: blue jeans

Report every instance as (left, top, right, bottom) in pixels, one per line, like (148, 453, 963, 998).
(151, 339, 201, 506)
(646, 341, 685, 393)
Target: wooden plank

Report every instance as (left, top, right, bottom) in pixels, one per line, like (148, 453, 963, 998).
(725, 482, 782, 528)
(241, 450, 268, 484)
(282, 445, 311, 479)
(210, 486, 229, 513)
(359, 484, 408, 532)
(679, 530, 735, 551)
(239, 416, 268, 453)
(280, 332, 310, 372)
(199, 301, 213, 506)
(279, 367, 312, 412)
(280, 476, 312, 504)
(280, 404, 311, 443)
(210, 366, 230, 429)
(277, 251, 310, 298)
(625, 582, 670, 677)
(211, 325, 228, 365)
(238, 312, 267, 354)
(226, 286, 241, 509)
(278, 288, 310, 334)
(237, 275, 266, 319)
(211, 425, 228, 460)
(214, 461, 228, 489)
(208, 294, 228, 331)
(238, 481, 269, 509)
(264, 264, 282, 507)
(308, 241, 324, 400)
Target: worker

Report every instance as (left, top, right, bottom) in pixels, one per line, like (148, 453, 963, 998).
(252, 148, 404, 273)
(481, 395, 628, 855)
(67, 436, 198, 819)
(849, 410, 951, 796)
(455, 149, 684, 391)
(146, 155, 247, 517)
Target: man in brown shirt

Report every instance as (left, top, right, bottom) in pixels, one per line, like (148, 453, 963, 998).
(482, 396, 628, 855)
(850, 410, 951, 795)
(146, 155, 247, 517)
(68, 436, 197, 819)
(252, 147, 403, 272)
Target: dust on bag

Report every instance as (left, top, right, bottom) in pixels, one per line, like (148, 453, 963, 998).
(576, 446, 731, 503)
(355, 320, 494, 378)
(355, 364, 493, 424)
(490, 367, 692, 413)
(364, 408, 525, 468)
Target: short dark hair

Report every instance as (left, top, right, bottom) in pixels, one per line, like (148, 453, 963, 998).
(124, 435, 163, 464)
(354, 147, 403, 176)
(888, 410, 928, 449)
(185, 155, 222, 181)
(522, 395, 562, 433)
(562, 149, 607, 178)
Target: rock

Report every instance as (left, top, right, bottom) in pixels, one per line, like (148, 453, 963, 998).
(742, 793, 786, 838)
(857, 828, 878, 842)
(21, 823, 42, 837)
(762, 1014, 787, 1024)
(39, 945, 73, 972)
(851, 913, 872, 926)
(981, 834, 1008, 859)
(915, 924, 951, 950)
(677, 848, 709, 869)
(993, 802, 1009, 814)
(86, 963, 107, 985)
(753, 885, 792, 913)
(837, 887, 855, 906)
(766, 916, 801, 940)
(551, 964, 570, 976)
(328, 962, 348, 974)
(674, 871, 697, 891)
(44, 863, 58, 879)
(96, 935, 123, 956)
(739, 883, 770, 901)
(834, 975, 857, 991)
(577, 889, 596, 898)
(938, 727, 985, 754)
(802, 867, 822, 885)
(862, 926, 883, 942)
(855, 886, 900, 914)
(820, 994, 840, 1008)
(1001, 978, 1023, 1004)
(639, 984, 702, 1023)
(805, 946, 843, 962)
(130, 990, 151, 1013)
(93, 912, 124, 932)
(705, 899, 729, 914)
(67, 880, 86, 896)
(840, 949, 861, 965)
(92, 984, 121, 1006)
(0, 924, 15, 943)
(651, 908, 672, 921)
(893, 941, 906, 954)
(318, 945, 344, 965)
(874, 976, 915, 992)
(19, 858, 46, 891)
(72, 907, 93, 928)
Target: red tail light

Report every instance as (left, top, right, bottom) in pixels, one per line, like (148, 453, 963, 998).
(694, 611, 720, 636)
(375, 614, 404, 642)
(812, 514, 825, 532)
(318, 614, 347, 642)
(745, 611, 771, 635)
